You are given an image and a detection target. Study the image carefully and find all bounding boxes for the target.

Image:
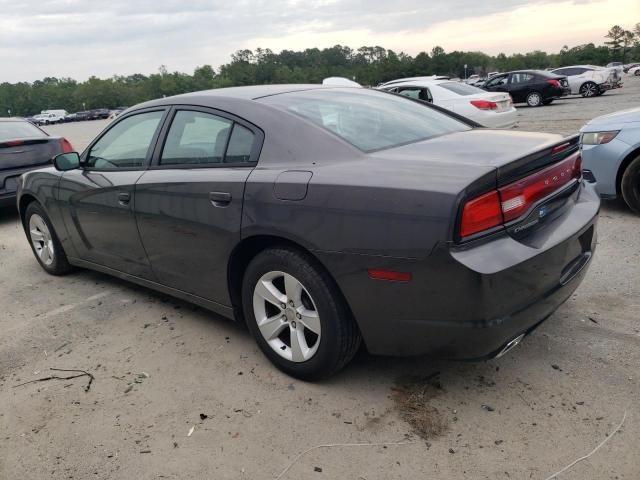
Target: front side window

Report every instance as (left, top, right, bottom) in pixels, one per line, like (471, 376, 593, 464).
(87, 111, 164, 169)
(260, 89, 470, 152)
(486, 75, 508, 87)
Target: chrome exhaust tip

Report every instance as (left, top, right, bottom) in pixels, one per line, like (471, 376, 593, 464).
(495, 334, 525, 359)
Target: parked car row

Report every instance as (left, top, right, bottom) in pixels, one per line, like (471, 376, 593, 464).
(26, 107, 127, 125)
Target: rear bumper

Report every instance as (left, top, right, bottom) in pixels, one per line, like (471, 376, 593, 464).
(319, 182, 599, 358)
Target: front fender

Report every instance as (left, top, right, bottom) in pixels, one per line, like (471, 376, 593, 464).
(18, 168, 77, 257)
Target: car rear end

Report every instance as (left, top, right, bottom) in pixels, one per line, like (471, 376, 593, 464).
(542, 74, 571, 99)
(350, 133, 599, 358)
(0, 119, 73, 208)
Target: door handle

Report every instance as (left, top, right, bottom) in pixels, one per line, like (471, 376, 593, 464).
(209, 191, 232, 207)
(118, 192, 131, 205)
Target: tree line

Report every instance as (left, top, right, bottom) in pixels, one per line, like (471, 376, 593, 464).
(1, 24, 639, 117)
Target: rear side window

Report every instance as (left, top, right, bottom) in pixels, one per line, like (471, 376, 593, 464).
(160, 111, 255, 165)
(510, 73, 534, 84)
(225, 124, 255, 163)
(438, 82, 486, 96)
(260, 89, 470, 152)
(0, 121, 47, 142)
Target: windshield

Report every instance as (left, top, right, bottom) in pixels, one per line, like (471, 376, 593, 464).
(0, 121, 47, 142)
(260, 88, 470, 152)
(438, 82, 487, 96)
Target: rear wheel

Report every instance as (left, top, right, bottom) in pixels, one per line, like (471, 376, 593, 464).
(526, 92, 542, 107)
(580, 82, 598, 97)
(25, 202, 73, 275)
(621, 155, 640, 214)
(242, 247, 361, 380)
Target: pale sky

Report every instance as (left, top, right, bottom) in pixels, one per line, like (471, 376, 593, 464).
(0, 0, 637, 82)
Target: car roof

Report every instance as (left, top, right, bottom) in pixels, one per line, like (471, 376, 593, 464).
(381, 79, 450, 88)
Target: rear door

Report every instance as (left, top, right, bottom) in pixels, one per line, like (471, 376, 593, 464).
(58, 109, 167, 278)
(507, 72, 535, 103)
(134, 106, 263, 305)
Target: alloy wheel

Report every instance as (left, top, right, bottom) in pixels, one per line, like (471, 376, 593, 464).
(527, 93, 541, 107)
(252, 271, 321, 362)
(581, 83, 597, 97)
(29, 214, 55, 266)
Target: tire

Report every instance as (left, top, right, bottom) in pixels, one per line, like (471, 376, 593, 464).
(526, 92, 543, 107)
(635, 70, 640, 76)
(621, 155, 640, 214)
(580, 82, 598, 97)
(24, 202, 74, 275)
(242, 247, 361, 380)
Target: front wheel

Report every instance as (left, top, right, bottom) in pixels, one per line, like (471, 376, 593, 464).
(242, 248, 361, 380)
(580, 82, 598, 97)
(526, 92, 543, 107)
(25, 202, 74, 275)
(621, 155, 640, 214)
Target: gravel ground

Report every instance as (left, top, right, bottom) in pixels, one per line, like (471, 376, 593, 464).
(1, 77, 639, 480)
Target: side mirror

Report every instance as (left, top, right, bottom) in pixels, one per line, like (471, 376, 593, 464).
(53, 152, 80, 171)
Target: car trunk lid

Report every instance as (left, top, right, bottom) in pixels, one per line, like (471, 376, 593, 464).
(0, 137, 60, 170)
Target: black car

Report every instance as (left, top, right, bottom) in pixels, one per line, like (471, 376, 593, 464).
(17, 86, 598, 379)
(74, 111, 91, 122)
(481, 70, 570, 107)
(89, 108, 110, 120)
(1, 118, 74, 207)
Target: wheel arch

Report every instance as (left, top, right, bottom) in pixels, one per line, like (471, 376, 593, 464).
(227, 235, 357, 330)
(18, 193, 39, 226)
(616, 146, 640, 196)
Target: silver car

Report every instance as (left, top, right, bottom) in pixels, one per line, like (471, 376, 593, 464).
(551, 65, 615, 97)
(581, 107, 640, 213)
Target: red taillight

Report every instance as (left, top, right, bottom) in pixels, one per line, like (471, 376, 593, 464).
(460, 190, 503, 238)
(367, 269, 412, 282)
(60, 137, 74, 153)
(546, 79, 561, 88)
(499, 153, 582, 223)
(459, 152, 582, 239)
(6, 140, 24, 147)
(470, 100, 498, 110)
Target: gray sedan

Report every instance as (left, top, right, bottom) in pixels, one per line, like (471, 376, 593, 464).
(17, 85, 599, 379)
(581, 107, 640, 213)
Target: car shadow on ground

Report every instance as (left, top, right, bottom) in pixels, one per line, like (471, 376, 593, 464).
(0, 206, 21, 228)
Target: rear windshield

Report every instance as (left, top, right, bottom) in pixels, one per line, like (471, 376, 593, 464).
(438, 82, 486, 96)
(0, 121, 47, 142)
(260, 89, 470, 152)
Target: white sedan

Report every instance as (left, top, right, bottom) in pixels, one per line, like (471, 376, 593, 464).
(379, 79, 517, 129)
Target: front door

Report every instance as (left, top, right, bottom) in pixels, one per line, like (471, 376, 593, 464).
(58, 109, 167, 278)
(134, 107, 262, 305)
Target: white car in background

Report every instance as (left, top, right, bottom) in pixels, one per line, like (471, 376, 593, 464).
(377, 76, 450, 88)
(550, 65, 615, 97)
(379, 79, 516, 129)
(628, 66, 640, 76)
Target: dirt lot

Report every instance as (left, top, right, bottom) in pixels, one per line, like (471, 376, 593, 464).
(1, 78, 639, 480)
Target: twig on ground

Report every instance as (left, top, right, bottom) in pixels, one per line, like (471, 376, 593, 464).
(275, 440, 415, 479)
(13, 368, 95, 392)
(543, 409, 628, 480)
